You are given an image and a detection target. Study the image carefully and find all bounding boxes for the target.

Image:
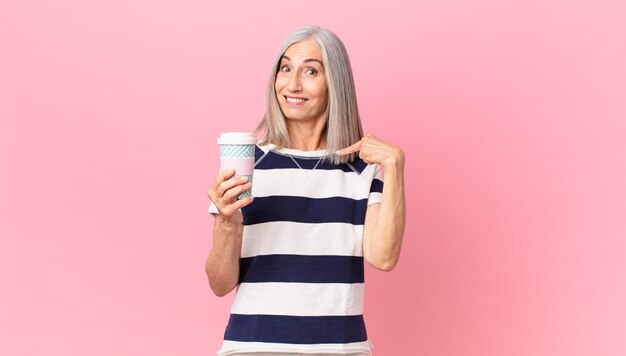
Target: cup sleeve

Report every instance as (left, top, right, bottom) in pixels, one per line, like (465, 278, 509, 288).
(367, 164, 384, 206)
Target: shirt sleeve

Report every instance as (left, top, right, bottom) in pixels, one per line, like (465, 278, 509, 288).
(367, 164, 384, 206)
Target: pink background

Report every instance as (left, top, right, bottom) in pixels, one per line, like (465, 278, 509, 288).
(1, 1, 625, 355)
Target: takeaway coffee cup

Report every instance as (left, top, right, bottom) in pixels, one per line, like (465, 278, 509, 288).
(217, 132, 256, 199)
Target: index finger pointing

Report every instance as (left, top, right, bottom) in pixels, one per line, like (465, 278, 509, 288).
(335, 141, 362, 156)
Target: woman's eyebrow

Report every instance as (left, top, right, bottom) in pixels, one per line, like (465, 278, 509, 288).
(280, 55, 323, 66)
(303, 59, 323, 66)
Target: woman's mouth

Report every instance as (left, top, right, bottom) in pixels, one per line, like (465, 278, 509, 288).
(285, 96, 307, 104)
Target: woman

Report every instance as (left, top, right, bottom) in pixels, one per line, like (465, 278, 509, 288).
(207, 26, 406, 356)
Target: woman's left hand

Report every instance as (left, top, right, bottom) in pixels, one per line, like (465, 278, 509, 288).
(336, 134, 404, 168)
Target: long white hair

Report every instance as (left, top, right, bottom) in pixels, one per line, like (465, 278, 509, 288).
(256, 26, 363, 165)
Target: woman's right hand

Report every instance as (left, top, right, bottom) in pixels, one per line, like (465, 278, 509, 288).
(207, 168, 252, 296)
(208, 168, 254, 223)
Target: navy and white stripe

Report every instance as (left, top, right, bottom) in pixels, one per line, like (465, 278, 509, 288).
(230, 282, 365, 316)
(239, 255, 364, 283)
(215, 144, 383, 356)
(240, 222, 364, 258)
(242, 196, 368, 225)
(224, 314, 368, 344)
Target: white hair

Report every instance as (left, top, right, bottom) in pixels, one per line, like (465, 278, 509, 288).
(256, 25, 363, 165)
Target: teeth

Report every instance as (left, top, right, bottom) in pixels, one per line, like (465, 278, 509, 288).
(286, 96, 305, 103)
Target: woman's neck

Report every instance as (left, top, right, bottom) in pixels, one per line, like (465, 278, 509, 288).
(286, 120, 326, 151)
(288, 136, 325, 151)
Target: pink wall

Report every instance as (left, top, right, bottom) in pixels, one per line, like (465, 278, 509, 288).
(1, 1, 625, 355)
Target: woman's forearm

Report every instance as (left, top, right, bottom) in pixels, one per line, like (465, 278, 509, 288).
(206, 215, 243, 297)
(369, 158, 406, 271)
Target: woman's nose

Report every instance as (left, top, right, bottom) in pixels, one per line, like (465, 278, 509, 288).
(287, 71, 302, 92)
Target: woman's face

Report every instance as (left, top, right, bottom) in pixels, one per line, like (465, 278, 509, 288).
(275, 40, 328, 126)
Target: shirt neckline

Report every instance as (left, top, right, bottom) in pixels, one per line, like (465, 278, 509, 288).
(263, 144, 331, 158)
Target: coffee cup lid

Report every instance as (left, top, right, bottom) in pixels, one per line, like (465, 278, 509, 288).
(217, 132, 257, 145)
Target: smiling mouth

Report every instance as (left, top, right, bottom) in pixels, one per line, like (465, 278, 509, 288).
(285, 96, 307, 104)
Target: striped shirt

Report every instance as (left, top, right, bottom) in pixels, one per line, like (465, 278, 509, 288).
(212, 144, 384, 356)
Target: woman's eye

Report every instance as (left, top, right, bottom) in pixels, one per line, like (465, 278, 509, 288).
(280, 65, 290, 72)
(306, 69, 318, 75)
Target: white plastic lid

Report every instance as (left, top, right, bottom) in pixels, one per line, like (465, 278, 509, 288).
(217, 132, 257, 145)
